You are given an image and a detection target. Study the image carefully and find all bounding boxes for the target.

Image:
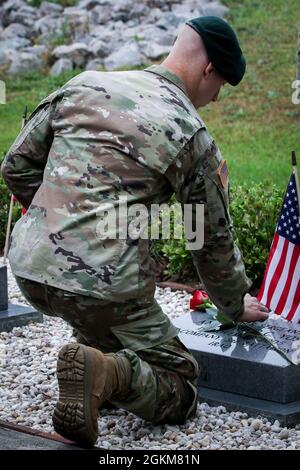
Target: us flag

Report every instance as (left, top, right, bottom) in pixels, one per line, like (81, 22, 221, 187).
(257, 173, 300, 322)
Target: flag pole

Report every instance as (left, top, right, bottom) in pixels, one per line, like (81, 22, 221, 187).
(293, 33, 300, 219)
(292, 151, 300, 221)
(3, 106, 28, 264)
(297, 30, 300, 101)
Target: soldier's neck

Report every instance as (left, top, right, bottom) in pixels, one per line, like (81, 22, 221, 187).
(160, 58, 201, 108)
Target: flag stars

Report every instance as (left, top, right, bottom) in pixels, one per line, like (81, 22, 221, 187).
(277, 174, 299, 243)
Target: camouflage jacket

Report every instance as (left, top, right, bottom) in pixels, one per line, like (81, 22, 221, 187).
(2, 65, 251, 324)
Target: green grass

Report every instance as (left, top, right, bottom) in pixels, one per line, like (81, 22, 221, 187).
(0, 0, 299, 189)
(0, 70, 80, 158)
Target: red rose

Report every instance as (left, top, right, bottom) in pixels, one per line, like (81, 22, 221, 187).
(189, 290, 212, 311)
(12, 195, 27, 215)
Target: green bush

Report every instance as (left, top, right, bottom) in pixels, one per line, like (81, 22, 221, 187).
(230, 184, 283, 286)
(150, 184, 284, 287)
(149, 200, 198, 281)
(27, 0, 78, 7)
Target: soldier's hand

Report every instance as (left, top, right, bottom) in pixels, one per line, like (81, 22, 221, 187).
(237, 294, 269, 323)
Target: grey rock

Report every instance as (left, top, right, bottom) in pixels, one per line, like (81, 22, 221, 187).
(156, 12, 185, 30)
(171, 3, 201, 18)
(50, 58, 73, 76)
(63, 9, 90, 41)
(2, 0, 26, 12)
(272, 438, 286, 447)
(1, 22, 28, 39)
(1, 0, 26, 27)
(0, 37, 30, 52)
(250, 419, 263, 432)
(39, 1, 63, 16)
(124, 25, 176, 46)
(113, 3, 148, 22)
(52, 42, 90, 67)
(0, 47, 16, 69)
(78, 0, 109, 9)
(142, 42, 170, 60)
(278, 428, 289, 440)
(104, 40, 143, 70)
(9, 6, 39, 28)
(23, 44, 48, 57)
(89, 25, 116, 42)
(85, 58, 103, 71)
(131, 4, 149, 20)
(271, 425, 281, 433)
(156, 31, 176, 47)
(144, 7, 161, 25)
(7, 49, 44, 75)
(88, 38, 111, 58)
(89, 5, 113, 25)
(202, 1, 229, 17)
(33, 16, 63, 37)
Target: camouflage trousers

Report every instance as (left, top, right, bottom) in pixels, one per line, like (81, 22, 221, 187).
(15, 276, 199, 424)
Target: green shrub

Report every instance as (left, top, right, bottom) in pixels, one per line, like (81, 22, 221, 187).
(150, 184, 284, 287)
(230, 184, 283, 286)
(27, 0, 78, 7)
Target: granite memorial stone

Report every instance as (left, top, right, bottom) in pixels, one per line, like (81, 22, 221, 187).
(0, 263, 42, 332)
(173, 310, 300, 425)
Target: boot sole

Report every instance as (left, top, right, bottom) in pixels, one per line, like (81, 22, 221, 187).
(52, 343, 102, 447)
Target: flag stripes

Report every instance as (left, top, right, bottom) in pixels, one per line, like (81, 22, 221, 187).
(257, 172, 300, 322)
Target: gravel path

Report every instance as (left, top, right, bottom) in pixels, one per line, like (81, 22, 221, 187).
(1, 258, 300, 450)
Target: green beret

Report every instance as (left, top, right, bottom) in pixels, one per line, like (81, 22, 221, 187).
(185, 16, 246, 86)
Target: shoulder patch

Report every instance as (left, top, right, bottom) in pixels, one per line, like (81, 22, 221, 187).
(217, 159, 228, 188)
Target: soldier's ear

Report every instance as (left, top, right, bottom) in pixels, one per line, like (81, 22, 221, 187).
(203, 62, 214, 80)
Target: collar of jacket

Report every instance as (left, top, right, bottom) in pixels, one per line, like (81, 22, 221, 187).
(144, 64, 188, 96)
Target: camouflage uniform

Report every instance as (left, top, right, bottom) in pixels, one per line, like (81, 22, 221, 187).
(1, 65, 251, 423)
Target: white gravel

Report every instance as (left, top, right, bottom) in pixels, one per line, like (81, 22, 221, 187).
(1, 258, 300, 450)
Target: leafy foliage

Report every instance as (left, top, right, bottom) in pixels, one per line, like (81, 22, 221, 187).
(26, 0, 78, 7)
(230, 184, 283, 285)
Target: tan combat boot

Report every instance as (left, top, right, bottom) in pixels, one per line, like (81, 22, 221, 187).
(52, 343, 132, 447)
